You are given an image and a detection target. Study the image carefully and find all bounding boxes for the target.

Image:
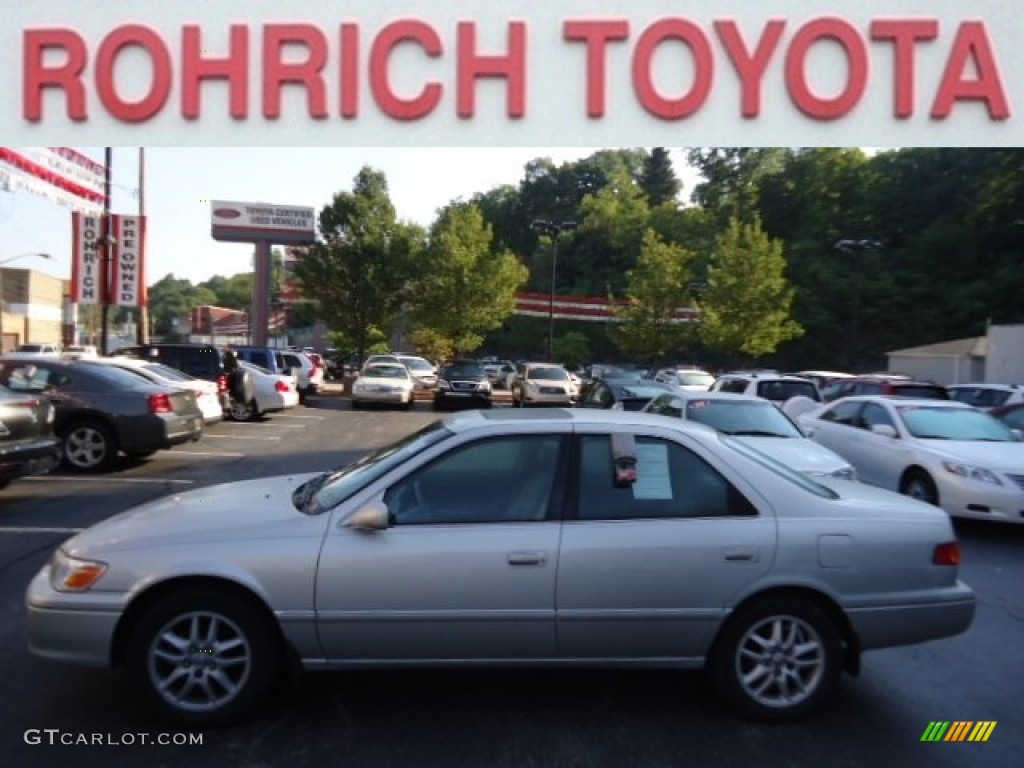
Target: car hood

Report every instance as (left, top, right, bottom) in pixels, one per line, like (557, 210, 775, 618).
(919, 440, 1024, 470)
(63, 472, 327, 557)
(735, 436, 851, 474)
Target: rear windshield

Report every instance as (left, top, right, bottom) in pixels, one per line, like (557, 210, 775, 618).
(892, 384, 949, 400)
(755, 379, 821, 402)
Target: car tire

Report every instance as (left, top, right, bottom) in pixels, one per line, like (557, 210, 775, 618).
(710, 597, 842, 722)
(227, 369, 254, 404)
(228, 398, 259, 422)
(351, 399, 363, 410)
(901, 470, 939, 506)
(126, 589, 282, 726)
(60, 420, 119, 472)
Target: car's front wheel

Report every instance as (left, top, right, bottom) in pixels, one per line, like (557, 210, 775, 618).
(901, 470, 939, 506)
(127, 589, 282, 725)
(710, 597, 842, 722)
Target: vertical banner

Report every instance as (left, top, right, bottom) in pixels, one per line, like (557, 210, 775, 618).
(110, 214, 147, 307)
(70, 211, 103, 304)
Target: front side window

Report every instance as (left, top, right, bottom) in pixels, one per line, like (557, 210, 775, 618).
(717, 378, 750, 395)
(576, 434, 756, 521)
(860, 402, 895, 432)
(385, 435, 564, 525)
(819, 400, 862, 426)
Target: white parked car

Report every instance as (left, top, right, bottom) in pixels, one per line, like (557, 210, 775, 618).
(512, 363, 575, 406)
(396, 354, 438, 390)
(654, 367, 715, 391)
(798, 396, 1024, 524)
(279, 349, 324, 400)
(88, 357, 224, 425)
(228, 360, 300, 421)
(644, 391, 857, 480)
(351, 362, 415, 410)
(947, 383, 1024, 411)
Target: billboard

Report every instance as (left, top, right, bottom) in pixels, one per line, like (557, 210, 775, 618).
(2, 1, 1021, 147)
(210, 200, 316, 244)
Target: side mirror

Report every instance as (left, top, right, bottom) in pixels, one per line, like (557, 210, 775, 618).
(870, 424, 898, 438)
(1011, 428, 1023, 442)
(343, 500, 389, 531)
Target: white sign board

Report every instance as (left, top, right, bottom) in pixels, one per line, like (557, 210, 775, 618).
(210, 200, 316, 244)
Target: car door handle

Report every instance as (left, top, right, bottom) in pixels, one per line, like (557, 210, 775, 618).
(507, 551, 547, 566)
(723, 549, 759, 563)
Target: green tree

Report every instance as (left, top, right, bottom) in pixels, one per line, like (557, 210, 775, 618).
(292, 167, 425, 359)
(146, 274, 216, 337)
(608, 230, 700, 363)
(408, 202, 528, 357)
(639, 147, 682, 207)
(699, 217, 803, 361)
(552, 331, 590, 370)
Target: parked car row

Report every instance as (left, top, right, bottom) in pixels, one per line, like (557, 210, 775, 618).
(0, 342, 312, 486)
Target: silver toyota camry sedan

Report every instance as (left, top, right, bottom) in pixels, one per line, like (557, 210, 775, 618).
(26, 409, 975, 725)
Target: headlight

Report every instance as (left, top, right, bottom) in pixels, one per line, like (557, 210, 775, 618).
(438, 379, 451, 390)
(478, 381, 491, 392)
(49, 549, 108, 592)
(942, 461, 1002, 486)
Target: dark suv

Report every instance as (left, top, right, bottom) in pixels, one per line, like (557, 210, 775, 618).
(112, 343, 236, 409)
(822, 376, 948, 402)
(433, 360, 493, 411)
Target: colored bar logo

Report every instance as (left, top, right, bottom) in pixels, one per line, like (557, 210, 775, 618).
(921, 721, 997, 742)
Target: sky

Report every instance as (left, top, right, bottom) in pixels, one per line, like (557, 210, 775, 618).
(1, 147, 698, 288)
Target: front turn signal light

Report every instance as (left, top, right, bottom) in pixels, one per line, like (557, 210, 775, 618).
(50, 550, 109, 592)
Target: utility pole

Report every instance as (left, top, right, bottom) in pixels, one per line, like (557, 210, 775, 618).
(530, 219, 578, 362)
(100, 147, 113, 355)
(137, 147, 149, 344)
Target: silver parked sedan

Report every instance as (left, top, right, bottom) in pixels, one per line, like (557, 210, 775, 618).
(26, 410, 974, 725)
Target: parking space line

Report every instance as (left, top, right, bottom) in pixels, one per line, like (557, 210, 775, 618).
(200, 434, 282, 441)
(158, 450, 246, 457)
(0, 526, 85, 534)
(24, 476, 194, 485)
(221, 423, 306, 429)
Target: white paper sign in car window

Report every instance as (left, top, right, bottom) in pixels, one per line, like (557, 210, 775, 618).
(632, 443, 673, 500)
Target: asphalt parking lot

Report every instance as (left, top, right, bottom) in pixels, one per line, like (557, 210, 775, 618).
(0, 392, 1021, 768)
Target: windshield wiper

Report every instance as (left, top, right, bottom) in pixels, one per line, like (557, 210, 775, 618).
(728, 430, 793, 438)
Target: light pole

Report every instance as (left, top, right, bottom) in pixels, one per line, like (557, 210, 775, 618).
(530, 219, 577, 362)
(0, 252, 52, 352)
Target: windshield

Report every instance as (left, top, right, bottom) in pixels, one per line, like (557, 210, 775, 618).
(529, 367, 569, 381)
(679, 372, 714, 387)
(303, 420, 453, 514)
(363, 365, 409, 379)
(686, 399, 803, 437)
(401, 357, 434, 372)
(144, 363, 192, 381)
(444, 364, 485, 378)
(897, 406, 1016, 441)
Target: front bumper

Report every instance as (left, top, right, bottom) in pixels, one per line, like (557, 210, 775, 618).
(353, 388, 412, 404)
(25, 567, 123, 667)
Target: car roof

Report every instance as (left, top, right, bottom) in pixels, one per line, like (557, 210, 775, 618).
(826, 395, 971, 408)
(948, 382, 1020, 391)
(653, 390, 776, 404)
(441, 406, 724, 436)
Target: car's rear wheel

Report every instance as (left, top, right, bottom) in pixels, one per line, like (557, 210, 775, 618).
(61, 420, 118, 472)
(228, 398, 258, 422)
(710, 597, 842, 722)
(901, 470, 939, 506)
(127, 589, 281, 726)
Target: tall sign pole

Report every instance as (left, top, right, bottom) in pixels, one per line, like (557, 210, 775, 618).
(100, 147, 112, 355)
(137, 147, 148, 344)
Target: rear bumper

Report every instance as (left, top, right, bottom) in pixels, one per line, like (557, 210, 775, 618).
(847, 581, 976, 649)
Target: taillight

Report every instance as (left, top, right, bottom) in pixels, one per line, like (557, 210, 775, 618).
(217, 375, 228, 393)
(275, 380, 292, 393)
(148, 393, 174, 414)
(933, 541, 961, 566)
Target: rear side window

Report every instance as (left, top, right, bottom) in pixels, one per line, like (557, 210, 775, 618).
(576, 435, 755, 520)
(716, 378, 750, 395)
